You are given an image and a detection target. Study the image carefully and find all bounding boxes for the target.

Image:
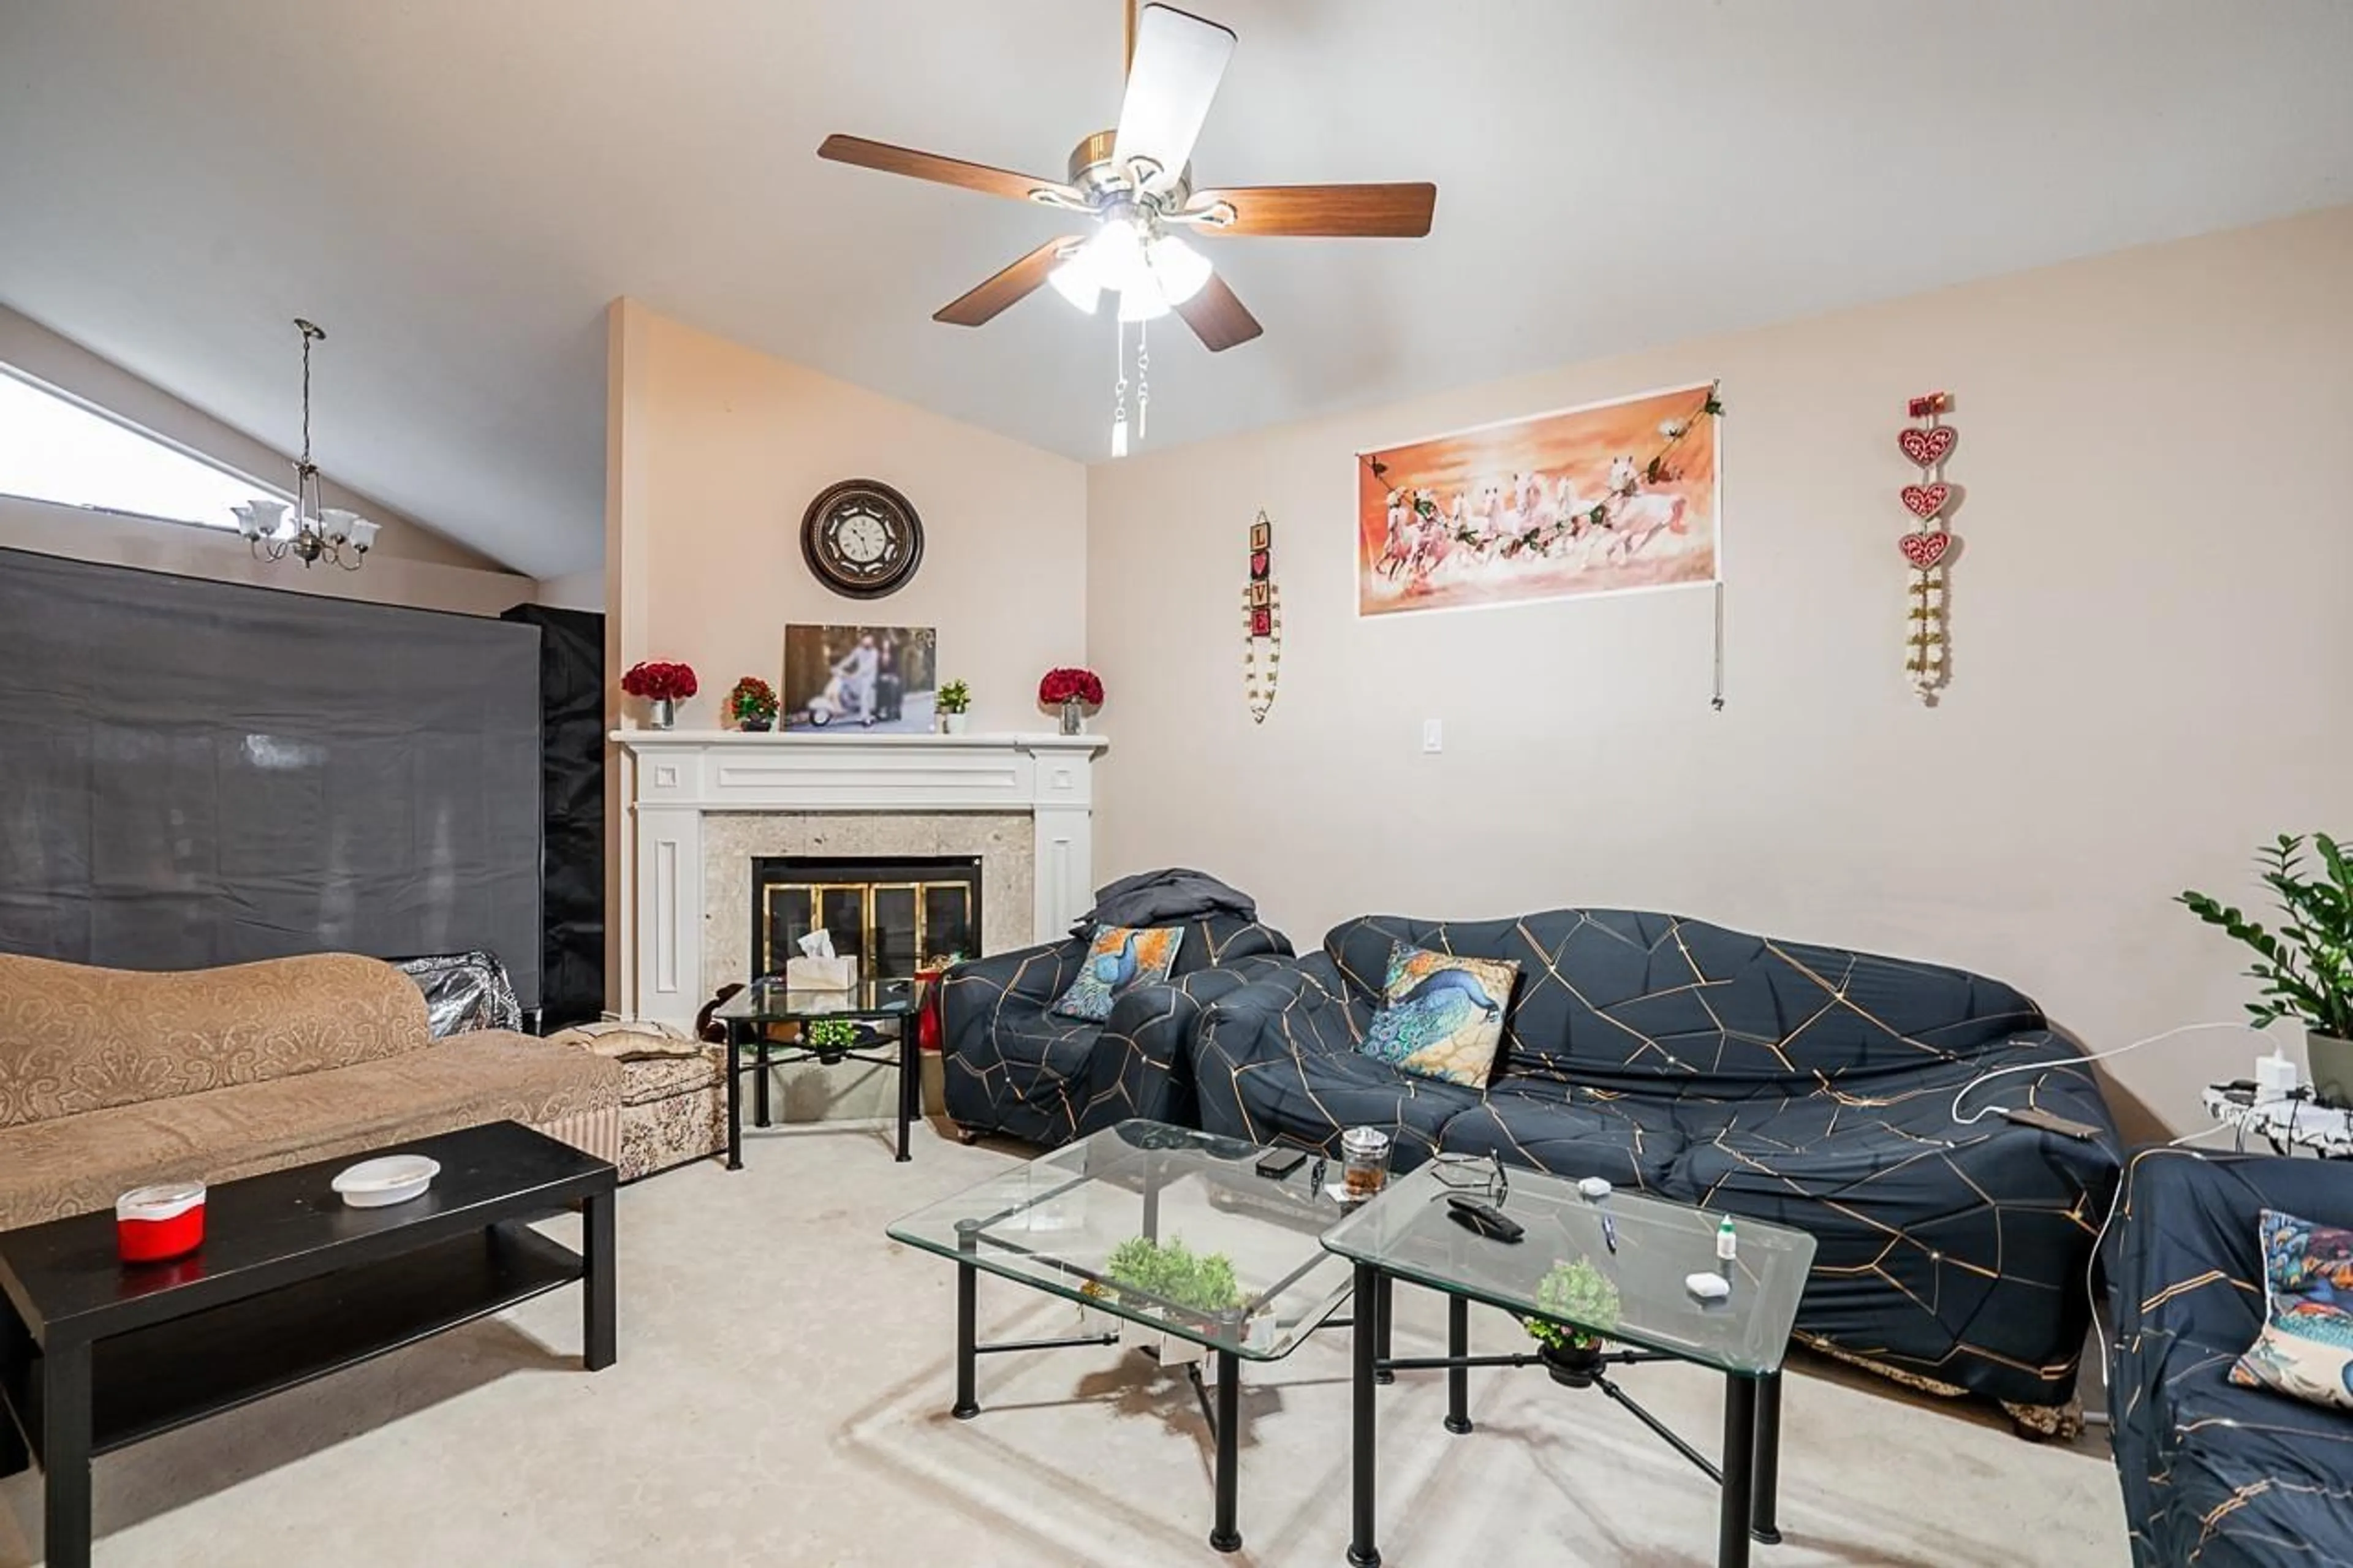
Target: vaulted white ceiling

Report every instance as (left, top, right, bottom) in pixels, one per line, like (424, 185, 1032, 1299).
(1, 0, 2346, 577)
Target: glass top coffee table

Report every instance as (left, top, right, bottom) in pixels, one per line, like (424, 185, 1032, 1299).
(888, 1121, 1355, 1553)
(1322, 1159, 1816, 1568)
(712, 977, 920, 1167)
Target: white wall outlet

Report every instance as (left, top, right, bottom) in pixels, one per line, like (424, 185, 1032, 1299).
(1422, 718, 1444, 754)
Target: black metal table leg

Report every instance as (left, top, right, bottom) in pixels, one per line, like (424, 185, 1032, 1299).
(1446, 1292, 1472, 1434)
(1210, 1348, 1242, 1553)
(1349, 1262, 1382, 1568)
(1719, 1374, 1759, 1568)
(896, 1020, 915, 1162)
(754, 1033, 773, 1128)
(1751, 1369, 1783, 1544)
(43, 1337, 92, 1568)
(0, 1304, 29, 1479)
(582, 1189, 618, 1371)
(953, 1221, 980, 1419)
(724, 1019, 745, 1170)
(1373, 1271, 1395, 1385)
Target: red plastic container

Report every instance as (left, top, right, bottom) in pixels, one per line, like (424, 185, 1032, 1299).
(116, 1181, 206, 1263)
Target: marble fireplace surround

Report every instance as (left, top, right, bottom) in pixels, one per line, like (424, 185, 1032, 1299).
(702, 812, 1034, 1004)
(612, 731, 1107, 1034)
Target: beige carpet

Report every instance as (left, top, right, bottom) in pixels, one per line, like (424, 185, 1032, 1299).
(0, 1121, 2130, 1567)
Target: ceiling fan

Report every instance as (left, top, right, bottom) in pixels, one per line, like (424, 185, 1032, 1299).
(817, 2, 1437, 357)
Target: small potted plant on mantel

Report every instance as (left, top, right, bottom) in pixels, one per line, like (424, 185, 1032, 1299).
(621, 660, 699, 730)
(937, 678, 972, 735)
(1039, 666, 1104, 736)
(1522, 1256, 1622, 1387)
(727, 676, 779, 732)
(2181, 832, 2353, 1103)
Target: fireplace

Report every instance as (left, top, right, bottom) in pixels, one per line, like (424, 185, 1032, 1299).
(751, 855, 982, 982)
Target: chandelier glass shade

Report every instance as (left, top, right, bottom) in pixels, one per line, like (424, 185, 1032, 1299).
(235, 319, 376, 570)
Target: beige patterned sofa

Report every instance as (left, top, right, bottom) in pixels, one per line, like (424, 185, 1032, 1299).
(0, 951, 622, 1229)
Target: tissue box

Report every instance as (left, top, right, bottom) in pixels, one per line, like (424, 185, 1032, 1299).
(786, 955, 858, 991)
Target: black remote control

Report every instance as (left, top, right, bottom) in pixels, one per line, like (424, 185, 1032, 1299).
(1446, 1193, 1525, 1243)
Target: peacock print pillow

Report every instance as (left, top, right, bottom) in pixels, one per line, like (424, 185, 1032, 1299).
(1359, 943, 1521, 1088)
(2230, 1207, 2353, 1411)
(1051, 925, 1186, 1023)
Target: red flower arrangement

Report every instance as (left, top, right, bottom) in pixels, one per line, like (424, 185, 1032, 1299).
(1038, 667, 1104, 707)
(621, 661, 699, 703)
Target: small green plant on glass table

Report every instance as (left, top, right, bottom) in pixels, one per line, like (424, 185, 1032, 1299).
(1523, 1255, 1623, 1387)
(803, 1016, 860, 1060)
(1104, 1235, 1243, 1317)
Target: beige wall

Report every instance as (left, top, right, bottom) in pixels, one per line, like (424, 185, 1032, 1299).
(602, 297, 1089, 1010)
(1085, 204, 2353, 1135)
(607, 300, 1088, 719)
(0, 494, 536, 617)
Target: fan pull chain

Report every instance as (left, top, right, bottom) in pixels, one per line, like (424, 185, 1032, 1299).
(1136, 319, 1150, 442)
(1110, 319, 1129, 458)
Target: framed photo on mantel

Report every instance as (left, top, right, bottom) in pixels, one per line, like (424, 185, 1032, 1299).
(781, 623, 937, 732)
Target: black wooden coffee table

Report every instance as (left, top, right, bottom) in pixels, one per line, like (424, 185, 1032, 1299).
(0, 1120, 617, 1568)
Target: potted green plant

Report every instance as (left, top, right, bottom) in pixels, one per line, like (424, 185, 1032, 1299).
(1103, 1235, 1248, 1365)
(727, 675, 779, 732)
(1521, 1256, 1621, 1387)
(938, 678, 972, 736)
(2181, 833, 2353, 1102)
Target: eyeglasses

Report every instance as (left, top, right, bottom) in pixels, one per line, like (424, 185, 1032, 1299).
(1428, 1149, 1509, 1206)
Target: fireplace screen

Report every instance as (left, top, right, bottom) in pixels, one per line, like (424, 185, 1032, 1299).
(752, 856, 981, 981)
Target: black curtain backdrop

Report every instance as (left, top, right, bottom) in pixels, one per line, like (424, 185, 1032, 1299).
(501, 602, 604, 1029)
(0, 547, 543, 1005)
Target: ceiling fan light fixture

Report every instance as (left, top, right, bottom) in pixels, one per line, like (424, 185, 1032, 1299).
(1146, 233, 1211, 305)
(1115, 272, 1171, 322)
(1047, 250, 1103, 314)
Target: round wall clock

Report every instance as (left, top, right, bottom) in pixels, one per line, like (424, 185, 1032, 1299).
(800, 479, 923, 599)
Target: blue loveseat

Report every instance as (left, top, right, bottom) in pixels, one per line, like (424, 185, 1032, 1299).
(1192, 907, 2123, 1418)
(2104, 1148, 2353, 1566)
(939, 914, 1292, 1146)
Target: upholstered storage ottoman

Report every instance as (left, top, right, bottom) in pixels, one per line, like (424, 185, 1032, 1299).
(549, 1023, 725, 1183)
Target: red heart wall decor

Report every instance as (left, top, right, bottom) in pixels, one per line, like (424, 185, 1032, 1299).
(1898, 531, 1953, 571)
(1898, 426, 1958, 468)
(1900, 483, 1951, 520)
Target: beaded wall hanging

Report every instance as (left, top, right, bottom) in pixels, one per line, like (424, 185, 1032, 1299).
(1897, 392, 1960, 703)
(1242, 512, 1281, 724)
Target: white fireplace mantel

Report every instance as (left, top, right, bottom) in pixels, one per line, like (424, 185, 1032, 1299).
(611, 729, 1108, 1029)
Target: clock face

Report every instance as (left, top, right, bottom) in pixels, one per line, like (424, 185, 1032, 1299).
(801, 480, 923, 599)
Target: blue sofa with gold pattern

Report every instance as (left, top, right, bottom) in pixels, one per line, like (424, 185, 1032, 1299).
(1192, 907, 2122, 1421)
(2104, 1148, 2353, 1567)
(939, 914, 1292, 1147)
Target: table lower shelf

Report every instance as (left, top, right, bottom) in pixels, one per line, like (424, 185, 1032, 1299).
(4, 1221, 583, 1463)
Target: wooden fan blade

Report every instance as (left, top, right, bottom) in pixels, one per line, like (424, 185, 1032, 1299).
(818, 134, 1078, 205)
(1188, 183, 1438, 238)
(934, 238, 1080, 327)
(1174, 271, 1262, 352)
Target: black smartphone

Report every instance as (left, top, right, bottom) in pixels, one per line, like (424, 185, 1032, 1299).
(1998, 1105, 2104, 1142)
(1255, 1147, 1309, 1179)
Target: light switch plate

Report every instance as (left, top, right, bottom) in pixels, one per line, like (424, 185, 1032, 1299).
(1422, 719, 1443, 754)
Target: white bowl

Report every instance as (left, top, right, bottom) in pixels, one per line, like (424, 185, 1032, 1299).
(332, 1154, 441, 1208)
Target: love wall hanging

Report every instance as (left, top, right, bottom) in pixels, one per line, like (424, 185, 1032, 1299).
(1896, 392, 1961, 703)
(1242, 512, 1281, 724)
